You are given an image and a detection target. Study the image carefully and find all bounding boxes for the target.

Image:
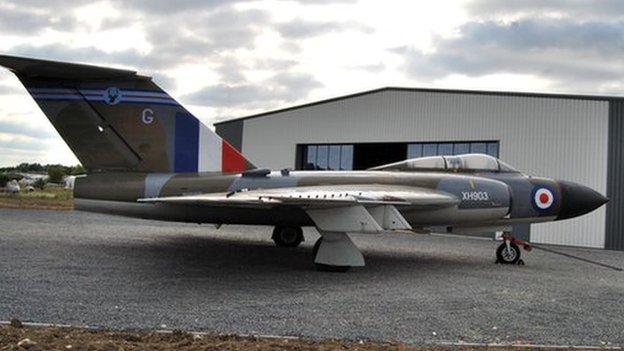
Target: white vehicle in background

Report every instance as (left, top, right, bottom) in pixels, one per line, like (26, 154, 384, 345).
(6, 180, 20, 194)
(64, 175, 76, 190)
(18, 173, 48, 187)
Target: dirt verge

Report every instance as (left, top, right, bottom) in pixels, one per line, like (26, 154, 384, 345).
(0, 324, 606, 351)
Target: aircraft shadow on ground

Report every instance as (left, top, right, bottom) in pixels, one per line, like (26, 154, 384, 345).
(90, 233, 490, 280)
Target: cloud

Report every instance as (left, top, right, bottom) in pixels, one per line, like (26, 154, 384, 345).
(0, 120, 55, 140)
(276, 18, 373, 39)
(350, 63, 385, 73)
(0, 133, 51, 152)
(7, 44, 149, 69)
(7, 5, 273, 71)
(0, 147, 47, 167)
(0, 85, 21, 95)
(296, 0, 358, 3)
(120, 0, 359, 14)
(143, 7, 270, 54)
(0, 4, 79, 35)
(468, 0, 624, 20)
(151, 73, 177, 91)
(182, 72, 322, 108)
(394, 19, 624, 90)
(119, 0, 233, 14)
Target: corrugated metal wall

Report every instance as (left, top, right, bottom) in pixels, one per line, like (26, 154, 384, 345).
(239, 90, 610, 248)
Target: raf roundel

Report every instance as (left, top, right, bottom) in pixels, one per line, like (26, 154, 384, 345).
(534, 188, 554, 210)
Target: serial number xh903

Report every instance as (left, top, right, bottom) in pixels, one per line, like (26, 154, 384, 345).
(0, 54, 609, 272)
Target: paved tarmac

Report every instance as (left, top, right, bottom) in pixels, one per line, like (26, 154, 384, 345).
(0, 209, 623, 346)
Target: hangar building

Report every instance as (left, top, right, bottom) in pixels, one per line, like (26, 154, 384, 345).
(215, 87, 624, 250)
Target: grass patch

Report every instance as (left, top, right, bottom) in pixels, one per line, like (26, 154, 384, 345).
(0, 187, 73, 210)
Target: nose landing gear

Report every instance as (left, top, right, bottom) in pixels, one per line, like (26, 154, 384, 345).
(496, 232, 532, 265)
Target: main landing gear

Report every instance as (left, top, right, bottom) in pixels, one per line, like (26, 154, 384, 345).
(496, 232, 532, 265)
(272, 226, 304, 247)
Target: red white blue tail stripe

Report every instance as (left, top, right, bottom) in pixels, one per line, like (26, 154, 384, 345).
(174, 113, 247, 173)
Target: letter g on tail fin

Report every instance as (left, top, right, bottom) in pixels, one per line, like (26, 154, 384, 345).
(0, 54, 255, 174)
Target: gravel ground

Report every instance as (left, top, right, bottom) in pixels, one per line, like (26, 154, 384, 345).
(0, 209, 622, 347)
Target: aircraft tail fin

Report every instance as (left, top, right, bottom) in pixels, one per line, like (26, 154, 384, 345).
(0, 54, 255, 174)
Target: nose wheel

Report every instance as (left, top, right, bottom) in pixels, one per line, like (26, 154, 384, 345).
(496, 233, 531, 265)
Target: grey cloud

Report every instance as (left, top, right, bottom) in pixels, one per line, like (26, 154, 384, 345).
(0, 136, 50, 152)
(458, 20, 624, 54)
(468, 0, 624, 20)
(214, 57, 300, 84)
(119, 0, 357, 14)
(277, 19, 373, 39)
(0, 120, 55, 140)
(98, 16, 131, 31)
(193, 8, 270, 49)
(135, 7, 271, 68)
(151, 73, 176, 91)
(0, 85, 20, 95)
(280, 42, 303, 54)
(185, 84, 271, 107)
(395, 19, 624, 88)
(4, 0, 92, 8)
(253, 59, 298, 70)
(0, 5, 79, 35)
(117, 0, 234, 14)
(182, 72, 322, 108)
(0, 147, 46, 167)
(215, 58, 248, 84)
(6, 4, 271, 70)
(7, 44, 150, 69)
(297, 0, 358, 3)
(350, 63, 385, 73)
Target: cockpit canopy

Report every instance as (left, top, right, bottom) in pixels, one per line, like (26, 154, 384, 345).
(370, 154, 518, 173)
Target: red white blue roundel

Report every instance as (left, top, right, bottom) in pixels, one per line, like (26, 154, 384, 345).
(533, 188, 554, 210)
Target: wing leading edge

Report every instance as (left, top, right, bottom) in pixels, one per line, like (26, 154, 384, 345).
(138, 184, 459, 233)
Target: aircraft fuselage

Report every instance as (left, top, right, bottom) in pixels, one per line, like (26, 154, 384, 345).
(73, 169, 606, 231)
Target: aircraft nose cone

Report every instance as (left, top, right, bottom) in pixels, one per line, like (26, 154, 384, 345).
(557, 180, 609, 220)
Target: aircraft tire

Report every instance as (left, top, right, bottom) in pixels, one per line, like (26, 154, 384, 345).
(496, 241, 521, 264)
(312, 237, 350, 273)
(272, 226, 304, 247)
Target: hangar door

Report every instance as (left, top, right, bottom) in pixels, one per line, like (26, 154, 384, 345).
(297, 141, 499, 170)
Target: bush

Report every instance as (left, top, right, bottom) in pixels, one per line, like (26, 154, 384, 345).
(47, 166, 66, 184)
(70, 164, 86, 175)
(0, 173, 8, 187)
(34, 178, 47, 190)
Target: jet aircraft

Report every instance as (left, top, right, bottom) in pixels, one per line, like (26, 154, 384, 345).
(0, 55, 608, 271)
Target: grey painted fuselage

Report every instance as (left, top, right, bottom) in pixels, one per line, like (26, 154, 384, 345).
(74, 169, 567, 230)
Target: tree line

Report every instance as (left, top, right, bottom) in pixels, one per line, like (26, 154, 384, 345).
(0, 163, 85, 187)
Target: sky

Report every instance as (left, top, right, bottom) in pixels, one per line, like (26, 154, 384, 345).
(0, 0, 623, 166)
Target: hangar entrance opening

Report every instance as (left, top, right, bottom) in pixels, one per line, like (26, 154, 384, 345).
(297, 141, 499, 170)
(354, 143, 406, 170)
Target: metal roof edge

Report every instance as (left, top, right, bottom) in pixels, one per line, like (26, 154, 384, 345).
(214, 86, 624, 126)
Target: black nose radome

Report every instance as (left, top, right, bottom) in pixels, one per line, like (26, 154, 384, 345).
(557, 180, 609, 220)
